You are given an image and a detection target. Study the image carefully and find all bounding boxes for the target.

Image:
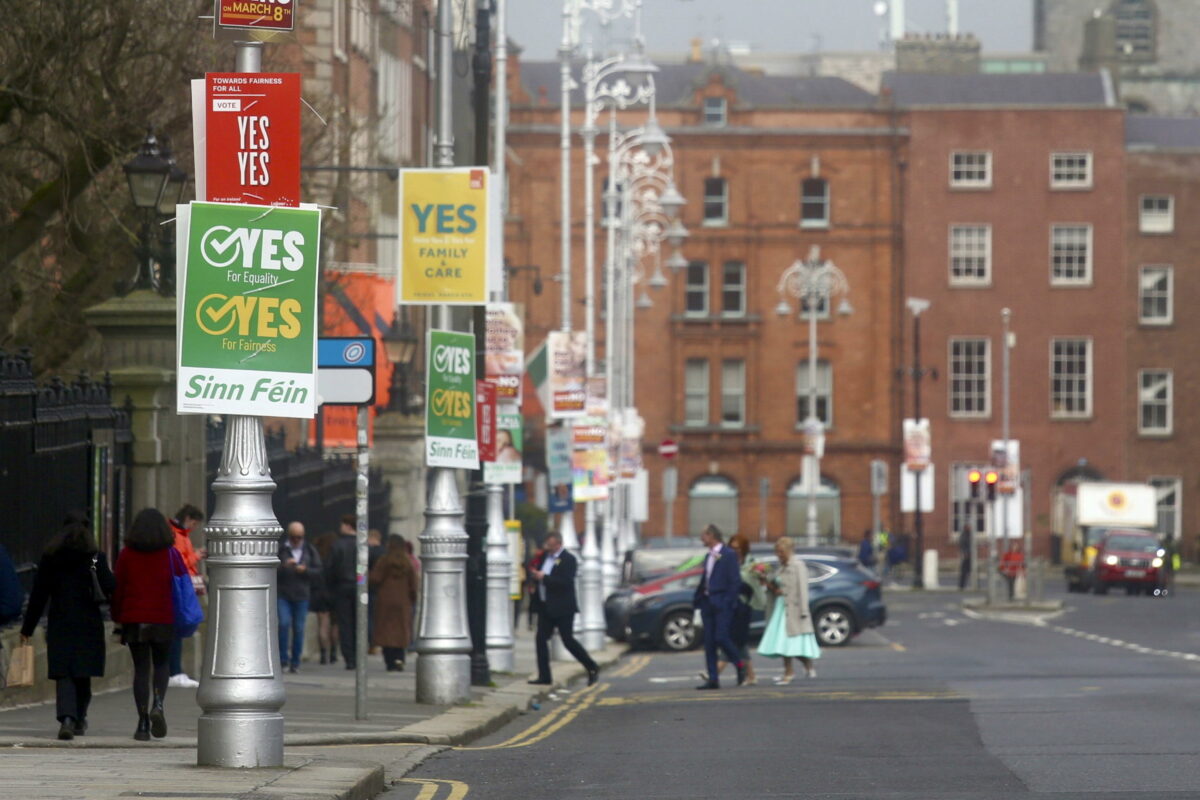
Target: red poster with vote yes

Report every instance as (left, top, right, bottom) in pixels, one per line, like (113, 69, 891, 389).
(205, 73, 301, 207)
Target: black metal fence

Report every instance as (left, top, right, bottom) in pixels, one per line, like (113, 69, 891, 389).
(0, 349, 133, 591)
(204, 419, 391, 539)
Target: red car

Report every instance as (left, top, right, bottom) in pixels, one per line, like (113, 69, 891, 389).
(1091, 530, 1165, 595)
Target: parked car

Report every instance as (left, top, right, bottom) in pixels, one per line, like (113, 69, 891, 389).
(1091, 530, 1165, 595)
(615, 555, 886, 651)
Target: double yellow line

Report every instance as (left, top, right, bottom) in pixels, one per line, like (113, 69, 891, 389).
(398, 778, 469, 800)
(607, 653, 653, 678)
(457, 681, 610, 751)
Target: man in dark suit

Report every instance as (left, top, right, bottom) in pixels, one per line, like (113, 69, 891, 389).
(694, 524, 746, 689)
(528, 532, 599, 686)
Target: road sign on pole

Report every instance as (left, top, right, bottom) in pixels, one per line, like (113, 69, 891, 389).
(658, 439, 678, 459)
(317, 337, 376, 406)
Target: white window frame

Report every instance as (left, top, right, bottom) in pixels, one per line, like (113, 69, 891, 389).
(684, 261, 709, 317)
(800, 178, 830, 229)
(1050, 152, 1093, 190)
(720, 359, 746, 428)
(949, 224, 992, 286)
(703, 97, 727, 126)
(1149, 476, 1182, 542)
(1139, 265, 1173, 326)
(948, 338, 990, 419)
(795, 360, 833, 427)
(1138, 368, 1173, 436)
(950, 151, 992, 189)
(332, 0, 348, 62)
(684, 359, 709, 426)
(720, 261, 746, 317)
(703, 177, 729, 226)
(1050, 224, 1093, 286)
(1139, 194, 1174, 234)
(1050, 337, 1093, 419)
(689, 476, 738, 537)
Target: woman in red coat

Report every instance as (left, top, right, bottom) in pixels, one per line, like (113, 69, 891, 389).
(111, 508, 175, 741)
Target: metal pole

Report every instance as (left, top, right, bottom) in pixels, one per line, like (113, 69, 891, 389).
(912, 311, 925, 588)
(805, 286, 819, 548)
(483, 0, 516, 676)
(354, 405, 369, 719)
(414, 0, 472, 705)
(196, 39, 286, 769)
(559, 1, 573, 333)
(601, 113, 621, 594)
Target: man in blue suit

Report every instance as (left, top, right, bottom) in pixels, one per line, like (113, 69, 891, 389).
(693, 524, 746, 689)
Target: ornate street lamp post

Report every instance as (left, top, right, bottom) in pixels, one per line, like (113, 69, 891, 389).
(776, 246, 851, 547)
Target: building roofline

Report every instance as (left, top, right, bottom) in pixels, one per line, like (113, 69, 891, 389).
(507, 124, 909, 138)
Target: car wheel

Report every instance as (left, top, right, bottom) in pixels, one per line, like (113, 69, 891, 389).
(659, 610, 698, 652)
(814, 606, 854, 647)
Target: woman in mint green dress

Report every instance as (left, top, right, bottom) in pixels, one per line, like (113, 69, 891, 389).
(756, 537, 820, 683)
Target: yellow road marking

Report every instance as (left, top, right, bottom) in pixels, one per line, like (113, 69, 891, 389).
(457, 682, 609, 751)
(594, 689, 958, 707)
(398, 778, 469, 800)
(609, 653, 653, 678)
(891, 642, 907, 652)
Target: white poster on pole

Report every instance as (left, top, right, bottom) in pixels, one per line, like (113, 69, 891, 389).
(990, 440, 1023, 539)
(900, 464, 934, 513)
(632, 468, 649, 523)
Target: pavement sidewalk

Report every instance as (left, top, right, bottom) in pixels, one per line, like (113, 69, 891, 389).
(0, 624, 626, 799)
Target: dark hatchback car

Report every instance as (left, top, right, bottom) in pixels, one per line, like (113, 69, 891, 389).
(608, 556, 886, 652)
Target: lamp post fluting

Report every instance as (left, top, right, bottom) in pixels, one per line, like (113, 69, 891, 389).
(776, 247, 850, 547)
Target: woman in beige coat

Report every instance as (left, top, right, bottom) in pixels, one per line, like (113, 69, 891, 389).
(756, 537, 821, 683)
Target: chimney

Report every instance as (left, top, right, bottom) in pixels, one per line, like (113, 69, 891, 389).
(896, 32, 981, 74)
(689, 37, 703, 63)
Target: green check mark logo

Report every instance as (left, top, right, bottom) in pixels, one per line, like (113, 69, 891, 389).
(200, 225, 242, 268)
(196, 293, 241, 335)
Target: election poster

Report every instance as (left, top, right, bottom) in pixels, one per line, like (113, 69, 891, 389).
(425, 330, 479, 469)
(483, 411, 523, 485)
(204, 73, 301, 207)
(176, 201, 320, 418)
(485, 303, 523, 407)
(571, 416, 609, 502)
(216, 0, 296, 31)
(399, 168, 492, 305)
(547, 425, 574, 513)
(547, 330, 587, 418)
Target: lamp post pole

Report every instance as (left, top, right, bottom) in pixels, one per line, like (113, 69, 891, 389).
(905, 296, 931, 589)
(196, 39, 286, 769)
(414, 0, 472, 705)
(776, 248, 849, 549)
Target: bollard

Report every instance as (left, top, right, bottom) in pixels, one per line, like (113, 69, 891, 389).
(484, 483, 514, 672)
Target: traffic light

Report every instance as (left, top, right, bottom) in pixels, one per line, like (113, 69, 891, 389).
(985, 470, 999, 501)
(967, 469, 982, 499)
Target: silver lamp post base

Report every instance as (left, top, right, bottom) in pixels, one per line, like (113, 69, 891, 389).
(195, 415, 286, 768)
(579, 502, 606, 651)
(414, 467, 472, 705)
(484, 483, 515, 672)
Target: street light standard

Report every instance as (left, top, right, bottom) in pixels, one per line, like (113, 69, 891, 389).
(122, 130, 183, 295)
(776, 246, 851, 547)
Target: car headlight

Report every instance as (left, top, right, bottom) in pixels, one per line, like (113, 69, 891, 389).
(1152, 557, 1163, 568)
(1104, 555, 1119, 566)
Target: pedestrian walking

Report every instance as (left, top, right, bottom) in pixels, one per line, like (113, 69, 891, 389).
(708, 533, 764, 686)
(277, 521, 322, 673)
(693, 524, 747, 690)
(525, 543, 545, 632)
(325, 514, 359, 669)
(112, 508, 177, 741)
(368, 534, 417, 671)
(167, 504, 205, 688)
(999, 543, 1024, 601)
(527, 532, 599, 687)
(958, 524, 974, 591)
(367, 528, 384, 655)
(311, 531, 338, 664)
(0, 539, 23, 630)
(19, 512, 116, 740)
(756, 536, 821, 683)
(858, 529, 876, 569)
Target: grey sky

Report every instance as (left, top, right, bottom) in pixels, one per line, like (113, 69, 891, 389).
(507, 0, 1033, 61)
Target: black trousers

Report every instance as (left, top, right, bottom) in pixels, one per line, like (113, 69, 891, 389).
(55, 677, 92, 723)
(382, 646, 406, 668)
(128, 641, 170, 713)
(332, 588, 357, 666)
(535, 610, 596, 680)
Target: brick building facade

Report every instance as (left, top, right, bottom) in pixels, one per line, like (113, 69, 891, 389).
(506, 59, 906, 543)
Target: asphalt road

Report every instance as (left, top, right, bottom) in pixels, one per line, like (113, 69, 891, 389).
(380, 585, 1200, 799)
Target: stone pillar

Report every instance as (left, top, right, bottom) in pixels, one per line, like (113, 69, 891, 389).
(373, 410, 427, 545)
(83, 290, 207, 519)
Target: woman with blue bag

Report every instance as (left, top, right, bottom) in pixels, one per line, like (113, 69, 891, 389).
(113, 508, 201, 741)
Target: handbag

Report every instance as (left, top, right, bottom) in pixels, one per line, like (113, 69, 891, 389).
(89, 554, 107, 604)
(5, 643, 35, 688)
(168, 548, 205, 638)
